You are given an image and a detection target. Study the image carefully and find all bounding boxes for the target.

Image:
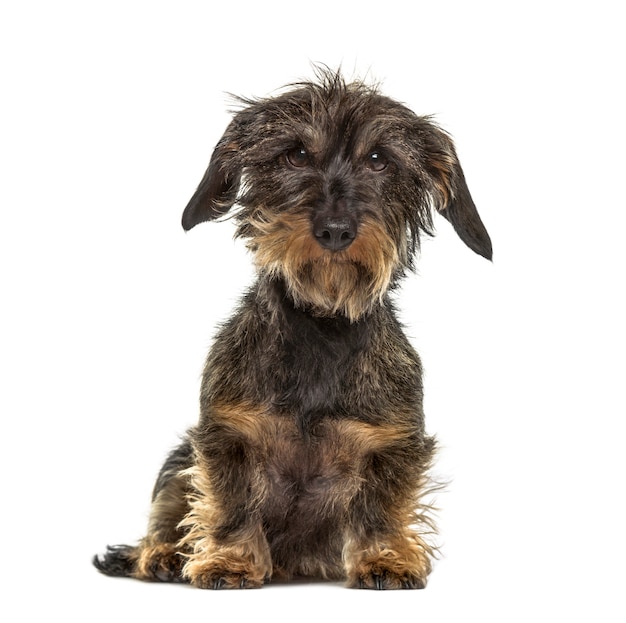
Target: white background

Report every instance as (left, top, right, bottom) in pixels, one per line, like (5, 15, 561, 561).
(1, 1, 624, 621)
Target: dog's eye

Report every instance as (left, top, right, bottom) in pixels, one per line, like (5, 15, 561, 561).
(286, 146, 310, 168)
(366, 151, 388, 172)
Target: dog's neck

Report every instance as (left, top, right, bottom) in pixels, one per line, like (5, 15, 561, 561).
(254, 276, 375, 434)
(258, 274, 390, 325)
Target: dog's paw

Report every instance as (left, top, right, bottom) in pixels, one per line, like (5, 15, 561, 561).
(350, 567, 427, 590)
(184, 555, 270, 589)
(188, 566, 269, 590)
(135, 543, 186, 582)
(345, 540, 432, 590)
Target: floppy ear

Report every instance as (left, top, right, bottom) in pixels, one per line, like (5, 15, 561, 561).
(181, 122, 243, 231)
(421, 123, 493, 260)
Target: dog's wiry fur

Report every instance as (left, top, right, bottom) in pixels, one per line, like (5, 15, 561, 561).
(93, 69, 492, 590)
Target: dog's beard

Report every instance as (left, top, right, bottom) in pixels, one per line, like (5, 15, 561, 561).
(249, 212, 400, 321)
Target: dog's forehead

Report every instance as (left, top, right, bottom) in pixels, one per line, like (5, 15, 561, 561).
(262, 84, 415, 153)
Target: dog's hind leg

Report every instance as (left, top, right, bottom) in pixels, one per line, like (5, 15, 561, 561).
(93, 436, 194, 582)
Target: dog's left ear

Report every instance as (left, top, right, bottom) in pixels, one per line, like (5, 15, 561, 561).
(181, 120, 243, 231)
(420, 122, 493, 260)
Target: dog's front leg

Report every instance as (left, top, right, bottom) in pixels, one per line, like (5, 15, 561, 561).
(179, 414, 272, 589)
(343, 441, 436, 590)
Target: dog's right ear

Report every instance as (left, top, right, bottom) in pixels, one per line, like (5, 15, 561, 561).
(181, 122, 243, 231)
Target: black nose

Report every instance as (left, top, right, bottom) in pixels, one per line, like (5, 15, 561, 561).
(313, 215, 357, 251)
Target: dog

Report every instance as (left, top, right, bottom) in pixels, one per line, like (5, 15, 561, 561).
(93, 69, 492, 590)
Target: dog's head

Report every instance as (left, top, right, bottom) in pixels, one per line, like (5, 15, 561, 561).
(182, 70, 492, 320)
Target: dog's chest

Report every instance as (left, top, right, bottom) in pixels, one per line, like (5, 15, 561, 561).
(253, 417, 365, 523)
(274, 309, 371, 419)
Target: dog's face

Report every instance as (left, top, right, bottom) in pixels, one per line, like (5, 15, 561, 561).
(182, 71, 492, 320)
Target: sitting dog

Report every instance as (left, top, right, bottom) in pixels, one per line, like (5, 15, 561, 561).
(94, 69, 492, 590)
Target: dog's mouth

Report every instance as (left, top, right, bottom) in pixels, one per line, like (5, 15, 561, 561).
(316, 250, 356, 264)
(248, 212, 401, 320)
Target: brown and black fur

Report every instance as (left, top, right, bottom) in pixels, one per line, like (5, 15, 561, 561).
(93, 69, 492, 590)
